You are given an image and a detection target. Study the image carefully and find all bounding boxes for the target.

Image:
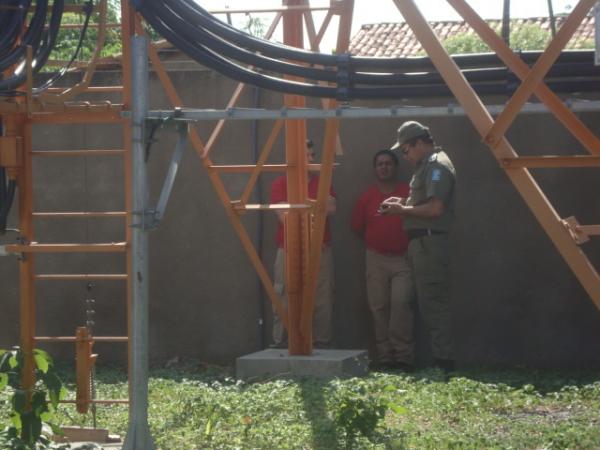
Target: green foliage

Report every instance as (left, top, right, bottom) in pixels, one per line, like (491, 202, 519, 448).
(329, 379, 404, 447)
(242, 15, 268, 38)
(510, 23, 551, 51)
(0, 348, 67, 450)
(48, 0, 122, 67)
(19, 362, 600, 449)
(442, 32, 492, 55)
(440, 22, 594, 55)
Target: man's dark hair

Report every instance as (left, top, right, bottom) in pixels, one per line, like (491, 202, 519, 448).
(404, 132, 433, 148)
(306, 139, 314, 149)
(373, 149, 399, 167)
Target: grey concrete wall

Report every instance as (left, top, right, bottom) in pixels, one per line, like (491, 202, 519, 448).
(1, 69, 599, 368)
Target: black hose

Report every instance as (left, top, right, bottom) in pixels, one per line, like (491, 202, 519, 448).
(0, 0, 47, 71)
(32, 0, 94, 94)
(0, 0, 64, 93)
(0, 0, 31, 59)
(134, 0, 600, 100)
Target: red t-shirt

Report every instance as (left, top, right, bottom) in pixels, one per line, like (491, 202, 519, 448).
(271, 175, 336, 248)
(351, 183, 410, 255)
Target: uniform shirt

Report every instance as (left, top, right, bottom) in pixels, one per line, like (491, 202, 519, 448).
(405, 149, 456, 232)
(351, 183, 410, 255)
(271, 175, 336, 248)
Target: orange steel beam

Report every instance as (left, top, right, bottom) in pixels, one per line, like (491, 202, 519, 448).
(239, 120, 284, 205)
(6, 243, 128, 253)
(446, 0, 600, 155)
(146, 36, 288, 327)
(501, 155, 600, 168)
(483, 0, 597, 149)
(392, 0, 600, 308)
(301, 119, 339, 339)
(282, 0, 311, 355)
(300, 0, 353, 342)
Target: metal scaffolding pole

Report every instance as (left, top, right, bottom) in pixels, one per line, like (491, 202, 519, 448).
(140, 100, 600, 122)
(122, 35, 156, 450)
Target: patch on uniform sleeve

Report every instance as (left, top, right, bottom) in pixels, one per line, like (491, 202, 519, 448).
(431, 168, 442, 182)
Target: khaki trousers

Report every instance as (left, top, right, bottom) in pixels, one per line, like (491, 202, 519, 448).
(366, 249, 415, 364)
(406, 234, 453, 360)
(272, 246, 334, 346)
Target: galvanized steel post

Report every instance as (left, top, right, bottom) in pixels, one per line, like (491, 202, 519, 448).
(122, 35, 156, 450)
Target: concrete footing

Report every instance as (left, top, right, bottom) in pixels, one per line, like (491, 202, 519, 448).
(236, 348, 369, 379)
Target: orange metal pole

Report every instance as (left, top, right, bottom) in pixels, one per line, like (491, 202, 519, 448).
(446, 0, 600, 155)
(300, 0, 353, 341)
(392, 0, 600, 309)
(282, 0, 311, 355)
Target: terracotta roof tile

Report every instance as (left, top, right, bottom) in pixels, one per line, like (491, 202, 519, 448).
(349, 15, 595, 56)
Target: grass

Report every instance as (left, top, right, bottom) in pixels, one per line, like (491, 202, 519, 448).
(1, 361, 599, 449)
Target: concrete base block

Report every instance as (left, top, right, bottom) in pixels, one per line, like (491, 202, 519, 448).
(236, 348, 369, 379)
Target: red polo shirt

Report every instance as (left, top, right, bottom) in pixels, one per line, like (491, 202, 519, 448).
(351, 183, 410, 255)
(271, 175, 336, 248)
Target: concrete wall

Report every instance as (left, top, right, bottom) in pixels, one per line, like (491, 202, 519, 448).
(1, 69, 599, 368)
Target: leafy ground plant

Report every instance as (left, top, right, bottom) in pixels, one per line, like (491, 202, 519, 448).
(5, 361, 599, 449)
(329, 378, 405, 447)
(0, 347, 68, 450)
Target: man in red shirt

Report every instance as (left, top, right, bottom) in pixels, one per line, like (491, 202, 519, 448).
(351, 149, 414, 370)
(270, 140, 336, 348)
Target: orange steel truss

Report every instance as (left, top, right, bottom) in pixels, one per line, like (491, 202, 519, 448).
(3, 0, 600, 425)
(392, 0, 600, 308)
(144, 0, 355, 355)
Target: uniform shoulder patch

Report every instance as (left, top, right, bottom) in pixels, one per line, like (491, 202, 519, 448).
(431, 168, 442, 182)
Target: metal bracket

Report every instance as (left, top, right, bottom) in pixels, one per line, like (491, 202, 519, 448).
(131, 123, 189, 231)
(562, 216, 600, 245)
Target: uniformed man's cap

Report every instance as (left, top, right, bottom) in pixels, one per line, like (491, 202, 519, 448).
(391, 121, 430, 150)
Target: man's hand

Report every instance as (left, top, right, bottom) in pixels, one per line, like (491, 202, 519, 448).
(378, 196, 406, 215)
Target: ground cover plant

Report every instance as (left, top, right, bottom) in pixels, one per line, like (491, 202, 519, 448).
(1, 360, 599, 449)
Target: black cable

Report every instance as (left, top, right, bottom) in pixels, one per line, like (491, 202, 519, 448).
(32, 0, 94, 94)
(0, 0, 64, 94)
(0, 0, 47, 72)
(0, 0, 31, 59)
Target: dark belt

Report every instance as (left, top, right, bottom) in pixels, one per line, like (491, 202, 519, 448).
(407, 229, 446, 240)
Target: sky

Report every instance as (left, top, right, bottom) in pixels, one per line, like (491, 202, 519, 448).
(197, 0, 576, 51)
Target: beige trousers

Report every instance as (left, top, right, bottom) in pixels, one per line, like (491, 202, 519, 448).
(272, 246, 334, 346)
(366, 249, 415, 364)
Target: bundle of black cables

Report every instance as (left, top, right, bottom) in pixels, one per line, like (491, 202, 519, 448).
(0, 0, 64, 93)
(0, 0, 100, 97)
(132, 0, 600, 101)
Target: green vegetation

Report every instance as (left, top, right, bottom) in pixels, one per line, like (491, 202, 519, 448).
(440, 23, 593, 55)
(0, 348, 67, 450)
(2, 362, 598, 449)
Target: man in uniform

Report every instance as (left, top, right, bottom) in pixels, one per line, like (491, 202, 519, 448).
(270, 139, 336, 348)
(351, 150, 414, 370)
(380, 121, 456, 373)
